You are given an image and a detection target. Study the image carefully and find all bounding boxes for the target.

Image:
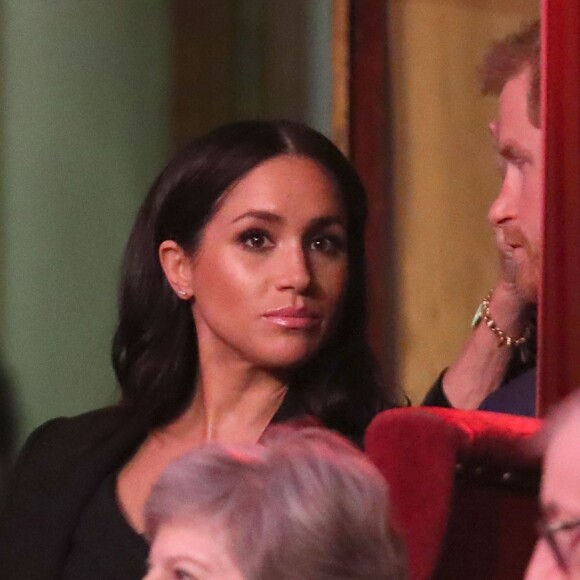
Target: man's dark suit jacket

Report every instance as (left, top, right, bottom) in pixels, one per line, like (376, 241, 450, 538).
(423, 318, 537, 417)
(423, 367, 536, 417)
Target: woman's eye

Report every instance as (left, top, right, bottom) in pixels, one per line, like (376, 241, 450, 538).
(310, 235, 345, 254)
(239, 230, 274, 250)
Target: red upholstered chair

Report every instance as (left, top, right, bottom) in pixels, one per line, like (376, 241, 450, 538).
(365, 407, 542, 580)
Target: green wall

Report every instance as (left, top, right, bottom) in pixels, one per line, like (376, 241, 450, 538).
(0, 1, 332, 448)
(231, 0, 332, 133)
(304, 0, 332, 135)
(0, 1, 171, 445)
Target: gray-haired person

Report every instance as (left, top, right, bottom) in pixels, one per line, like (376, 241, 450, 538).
(143, 427, 407, 580)
(525, 392, 580, 579)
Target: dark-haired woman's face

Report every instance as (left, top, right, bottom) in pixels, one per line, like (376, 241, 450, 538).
(183, 155, 348, 370)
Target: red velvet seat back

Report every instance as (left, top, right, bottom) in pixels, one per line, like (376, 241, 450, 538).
(365, 407, 542, 580)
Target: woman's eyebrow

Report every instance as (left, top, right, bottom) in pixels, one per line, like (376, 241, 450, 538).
(308, 215, 346, 229)
(231, 212, 345, 228)
(231, 210, 283, 224)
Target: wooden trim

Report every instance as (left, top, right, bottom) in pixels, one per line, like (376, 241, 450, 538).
(331, 0, 350, 155)
(346, 1, 398, 385)
(538, 1, 580, 414)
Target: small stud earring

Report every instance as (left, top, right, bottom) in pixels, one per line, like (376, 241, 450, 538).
(178, 290, 188, 298)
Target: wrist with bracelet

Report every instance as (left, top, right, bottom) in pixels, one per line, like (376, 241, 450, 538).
(471, 289, 529, 348)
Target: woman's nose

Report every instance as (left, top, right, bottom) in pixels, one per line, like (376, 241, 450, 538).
(276, 246, 312, 293)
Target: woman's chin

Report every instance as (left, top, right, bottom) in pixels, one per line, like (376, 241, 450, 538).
(256, 342, 322, 370)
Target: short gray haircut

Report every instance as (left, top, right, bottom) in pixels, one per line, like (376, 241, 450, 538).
(145, 427, 407, 580)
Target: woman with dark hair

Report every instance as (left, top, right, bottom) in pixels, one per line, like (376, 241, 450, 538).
(0, 120, 401, 579)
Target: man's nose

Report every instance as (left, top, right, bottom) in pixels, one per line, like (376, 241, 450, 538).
(276, 245, 312, 293)
(488, 173, 518, 227)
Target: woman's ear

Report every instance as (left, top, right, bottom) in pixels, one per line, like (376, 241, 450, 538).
(159, 240, 194, 300)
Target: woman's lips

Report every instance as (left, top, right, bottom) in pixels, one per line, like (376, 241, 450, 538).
(262, 307, 321, 330)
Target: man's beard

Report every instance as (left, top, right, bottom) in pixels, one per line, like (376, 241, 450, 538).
(500, 227, 540, 304)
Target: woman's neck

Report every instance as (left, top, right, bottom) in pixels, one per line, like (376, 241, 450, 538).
(161, 364, 288, 445)
(116, 365, 287, 535)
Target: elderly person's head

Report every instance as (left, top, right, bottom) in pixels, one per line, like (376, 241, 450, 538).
(143, 427, 406, 580)
(525, 391, 580, 579)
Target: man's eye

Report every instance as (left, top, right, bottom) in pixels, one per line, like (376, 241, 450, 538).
(239, 230, 274, 250)
(173, 569, 196, 580)
(510, 157, 526, 168)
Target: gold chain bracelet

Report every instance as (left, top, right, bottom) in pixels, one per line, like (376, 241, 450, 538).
(481, 289, 528, 348)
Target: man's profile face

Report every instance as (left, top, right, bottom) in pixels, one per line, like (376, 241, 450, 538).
(525, 417, 580, 578)
(488, 66, 543, 304)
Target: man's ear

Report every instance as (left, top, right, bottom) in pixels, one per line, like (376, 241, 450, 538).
(159, 240, 194, 300)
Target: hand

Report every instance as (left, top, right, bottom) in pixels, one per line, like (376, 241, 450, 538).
(499, 246, 518, 285)
(489, 247, 530, 335)
(438, 258, 529, 410)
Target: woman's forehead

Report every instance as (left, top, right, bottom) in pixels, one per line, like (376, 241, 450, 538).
(210, 155, 345, 223)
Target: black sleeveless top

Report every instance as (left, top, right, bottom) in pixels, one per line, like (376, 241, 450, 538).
(62, 471, 148, 580)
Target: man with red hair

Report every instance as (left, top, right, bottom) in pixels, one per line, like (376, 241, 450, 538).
(424, 21, 540, 416)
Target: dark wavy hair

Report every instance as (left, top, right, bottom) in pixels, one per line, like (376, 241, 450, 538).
(112, 120, 398, 438)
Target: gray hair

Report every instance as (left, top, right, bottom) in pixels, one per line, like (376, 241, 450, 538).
(145, 427, 407, 580)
